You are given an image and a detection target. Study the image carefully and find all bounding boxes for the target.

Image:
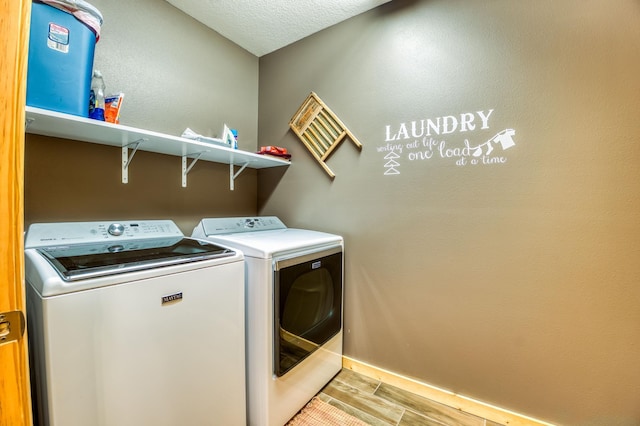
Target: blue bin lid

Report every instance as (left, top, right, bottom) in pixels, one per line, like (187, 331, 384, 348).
(38, 0, 103, 40)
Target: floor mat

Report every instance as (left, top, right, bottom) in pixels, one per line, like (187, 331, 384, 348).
(286, 397, 370, 426)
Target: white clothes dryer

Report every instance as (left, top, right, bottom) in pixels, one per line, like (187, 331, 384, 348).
(192, 217, 343, 426)
(25, 220, 246, 426)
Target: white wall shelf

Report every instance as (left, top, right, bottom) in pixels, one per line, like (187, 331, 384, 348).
(24, 106, 290, 190)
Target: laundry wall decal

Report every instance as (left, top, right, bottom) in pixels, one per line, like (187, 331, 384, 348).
(378, 109, 517, 174)
(289, 92, 363, 179)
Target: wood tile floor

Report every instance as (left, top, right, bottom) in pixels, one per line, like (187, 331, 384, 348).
(315, 369, 505, 426)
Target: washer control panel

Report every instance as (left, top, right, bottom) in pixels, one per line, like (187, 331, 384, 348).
(25, 220, 184, 248)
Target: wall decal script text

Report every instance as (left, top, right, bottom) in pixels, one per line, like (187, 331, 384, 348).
(379, 109, 516, 175)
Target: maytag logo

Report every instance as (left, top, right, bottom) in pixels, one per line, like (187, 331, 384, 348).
(312, 261, 321, 270)
(162, 292, 183, 305)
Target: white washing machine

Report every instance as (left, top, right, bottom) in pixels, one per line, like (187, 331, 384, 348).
(25, 220, 246, 426)
(192, 217, 344, 426)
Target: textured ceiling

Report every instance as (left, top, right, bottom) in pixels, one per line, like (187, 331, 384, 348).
(164, 0, 391, 57)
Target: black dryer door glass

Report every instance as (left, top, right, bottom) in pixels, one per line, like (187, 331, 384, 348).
(274, 248, 343, 377)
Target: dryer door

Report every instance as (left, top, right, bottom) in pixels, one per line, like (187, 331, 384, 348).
(274, 246, 343, 377)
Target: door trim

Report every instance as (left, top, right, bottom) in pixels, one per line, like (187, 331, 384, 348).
(0, 0, 33, 424)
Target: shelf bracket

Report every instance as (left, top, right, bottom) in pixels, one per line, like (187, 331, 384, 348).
(229, 161, 250, 191)
(182, 152, 204, 187)
(122, 139, 146, 184)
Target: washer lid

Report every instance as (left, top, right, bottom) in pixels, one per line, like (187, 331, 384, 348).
(36, 237, 235, 281)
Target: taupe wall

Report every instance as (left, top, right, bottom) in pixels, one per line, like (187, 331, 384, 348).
(24, 1, 640, 424)
(258, 1, 640, 425)
(25, 0, 261, 233)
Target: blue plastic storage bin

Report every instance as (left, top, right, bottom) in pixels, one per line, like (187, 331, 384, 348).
(26, 2, 97, 117)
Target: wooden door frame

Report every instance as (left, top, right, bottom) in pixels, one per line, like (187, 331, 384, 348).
(0, 0, 33, 425)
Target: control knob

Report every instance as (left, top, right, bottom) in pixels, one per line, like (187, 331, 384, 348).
(107, 223, 125, 236)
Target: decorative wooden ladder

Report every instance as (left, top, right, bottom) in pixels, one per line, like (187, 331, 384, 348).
(289, 92, 362, 179)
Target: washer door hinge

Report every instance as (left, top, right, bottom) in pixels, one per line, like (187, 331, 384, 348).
(0, 310, 26, 346)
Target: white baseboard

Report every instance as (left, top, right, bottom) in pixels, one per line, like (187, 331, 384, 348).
(342, 356, 556, 426)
